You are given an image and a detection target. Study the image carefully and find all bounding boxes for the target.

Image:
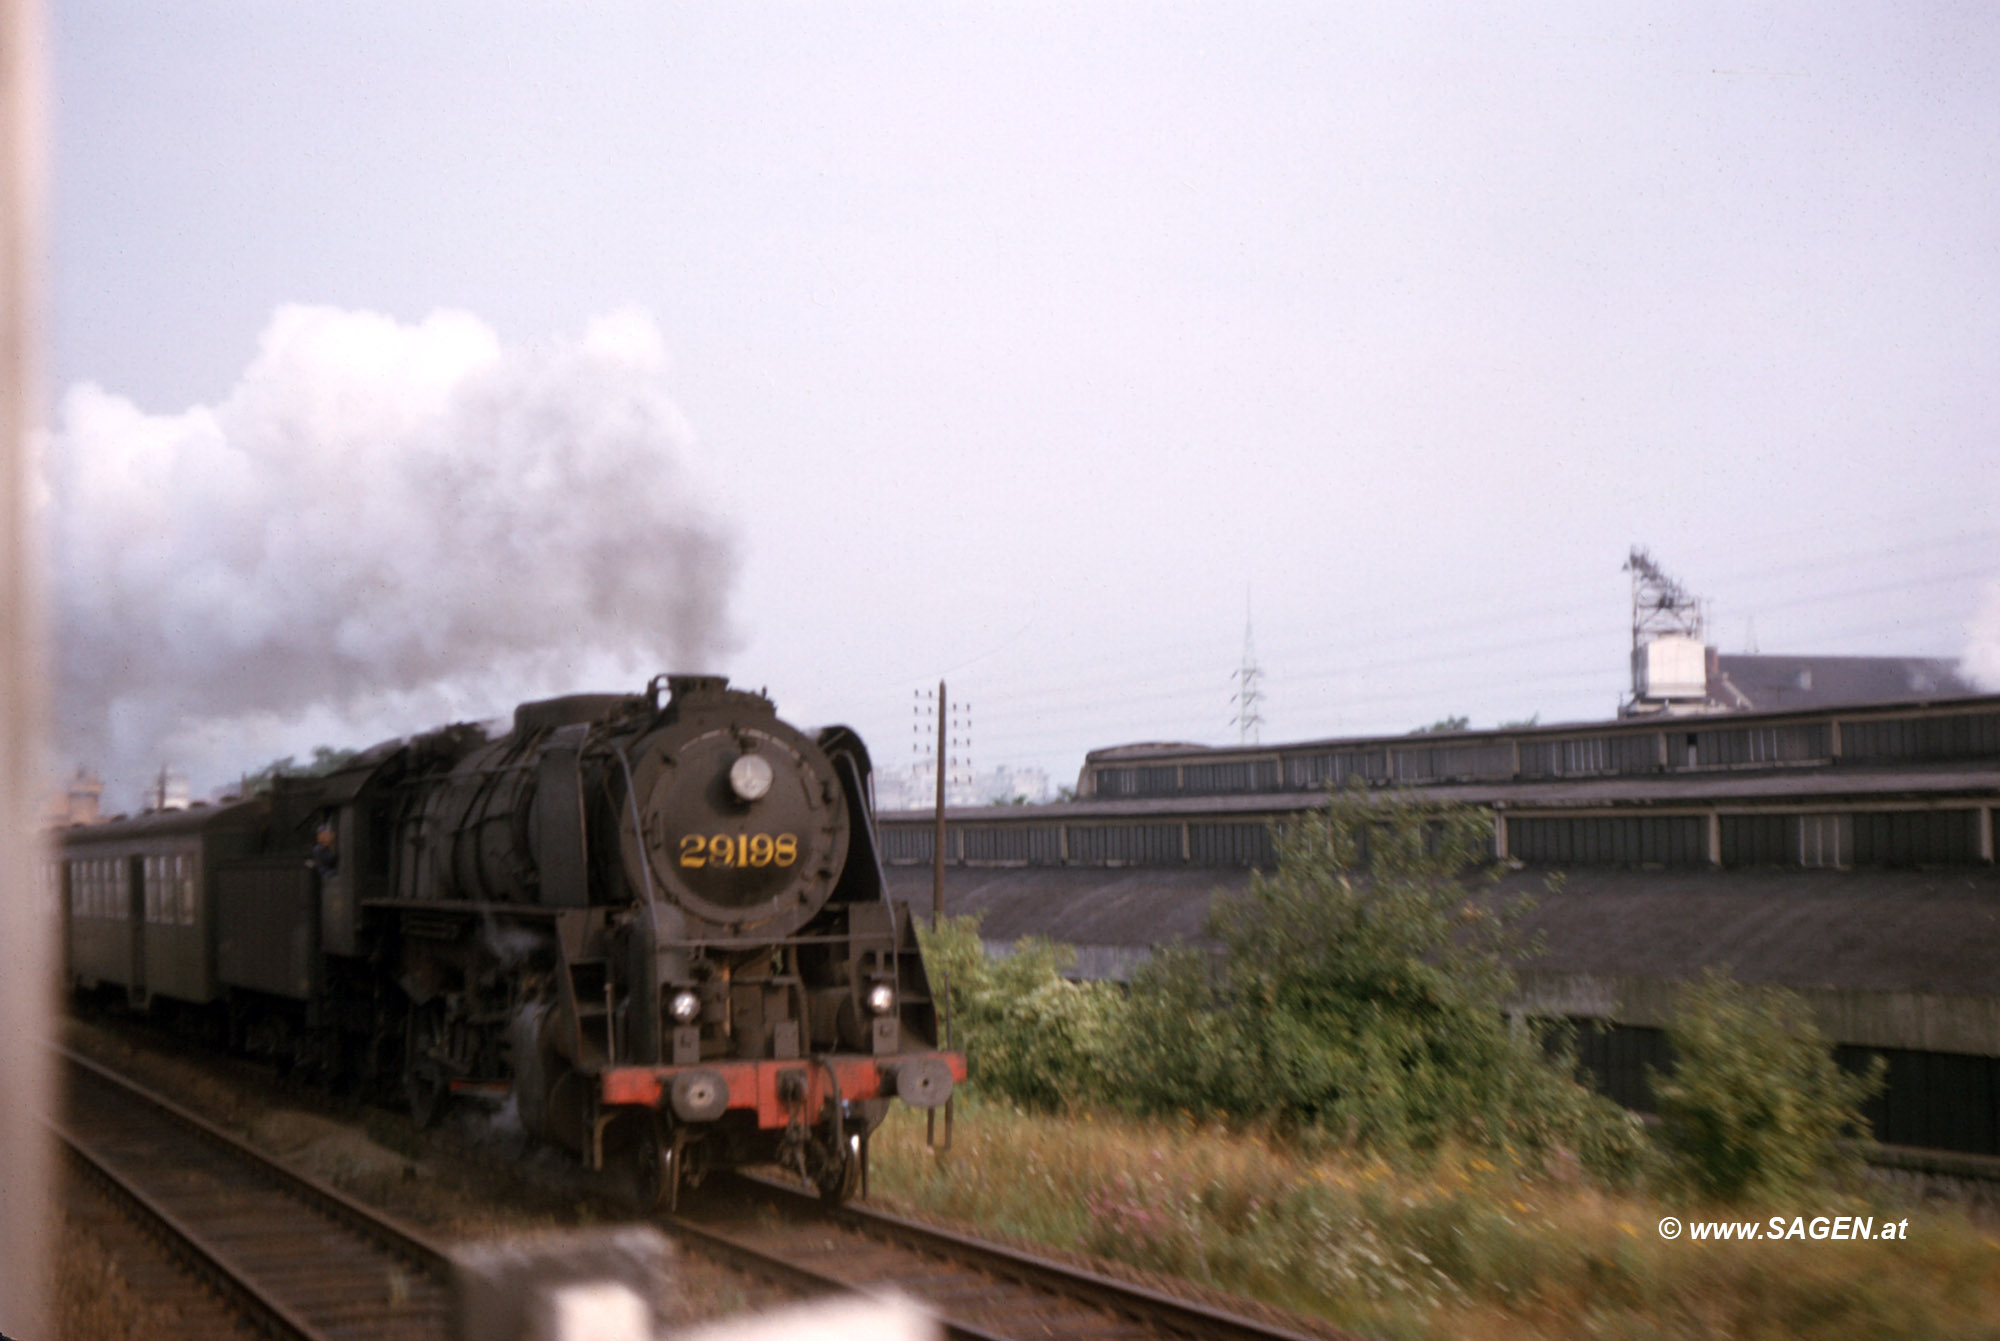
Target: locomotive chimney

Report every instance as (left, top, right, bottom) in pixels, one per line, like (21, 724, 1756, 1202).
(663, 674, 730, 703)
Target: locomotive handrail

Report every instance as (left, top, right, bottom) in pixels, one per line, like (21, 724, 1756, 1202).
(361, 899, 910, 949)
(361, 897, 566, 914)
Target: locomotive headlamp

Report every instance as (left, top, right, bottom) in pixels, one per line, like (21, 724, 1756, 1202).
(728, 752, 774, 803)
(670, 989, 702, 1023)
(866, 982, 896, 1015)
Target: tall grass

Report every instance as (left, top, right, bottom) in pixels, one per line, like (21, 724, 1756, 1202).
(867, 1097, 2000, 1340)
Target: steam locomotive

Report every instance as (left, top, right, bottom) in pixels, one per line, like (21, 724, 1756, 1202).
(58, 675, 962, 1206)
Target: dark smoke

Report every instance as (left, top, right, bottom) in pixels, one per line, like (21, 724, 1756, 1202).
(46, 305, 738, 804)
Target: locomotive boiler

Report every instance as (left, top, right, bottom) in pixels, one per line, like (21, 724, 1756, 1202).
(61, 675, 961, 1207)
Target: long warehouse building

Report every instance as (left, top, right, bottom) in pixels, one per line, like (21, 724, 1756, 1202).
(878, 693, 2000, 1157)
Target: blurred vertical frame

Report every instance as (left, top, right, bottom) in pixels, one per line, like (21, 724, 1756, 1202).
(0, 0, 52, 1335)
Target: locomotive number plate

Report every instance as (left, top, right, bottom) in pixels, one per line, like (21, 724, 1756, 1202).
(678, 833, 799, 868)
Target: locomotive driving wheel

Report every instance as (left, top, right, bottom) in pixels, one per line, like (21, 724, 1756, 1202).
(634, 1114, 682, 1213)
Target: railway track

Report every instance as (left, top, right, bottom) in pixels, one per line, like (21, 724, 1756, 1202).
(669, 1171, 1346, 1341)
(62, 1034, 1344, 1339)
(61, 1026, 1999, 1341)
(54, 1047, 455, 1341)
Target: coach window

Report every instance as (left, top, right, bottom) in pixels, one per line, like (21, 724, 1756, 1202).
(176, 855, 196, 925)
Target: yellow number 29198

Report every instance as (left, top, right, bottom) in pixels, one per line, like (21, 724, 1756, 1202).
(678, 833, 799, 869)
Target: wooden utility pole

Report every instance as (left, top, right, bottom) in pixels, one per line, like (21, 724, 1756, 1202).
(931, 679, 946, 929)
(929, 680, 954, 1151)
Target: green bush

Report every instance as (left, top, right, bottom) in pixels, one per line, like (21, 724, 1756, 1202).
(918, 916, 1121, 1111)
(1651, 969, 1884, 1201)
(919, 788, 1650, 1178)
(1112, 787, 1648, 1176)
(1097, 942, 1241, 1114)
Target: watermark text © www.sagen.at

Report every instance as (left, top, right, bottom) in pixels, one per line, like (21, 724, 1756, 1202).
(1656, 1215, 1911, 1241)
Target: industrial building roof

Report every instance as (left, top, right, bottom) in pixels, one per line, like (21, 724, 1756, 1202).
(1075, 689, 2000, 766)
(1710, 655, 1979, 713)
(879, 761, 2000, 824)
(885, 863, 2000, 999)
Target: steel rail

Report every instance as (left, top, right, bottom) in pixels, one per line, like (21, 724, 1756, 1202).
(54, 1127, 334, 1341)
(663, 1213, 1014, 1341)
(55, 1046, 455, 1340)
(698, 1171, 1342, 1341)
(828, 1196, 1331, 1341)
(60, 1046, 454, 1276)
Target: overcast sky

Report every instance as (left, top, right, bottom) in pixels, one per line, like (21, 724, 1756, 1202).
(46, 3, 2000, 806)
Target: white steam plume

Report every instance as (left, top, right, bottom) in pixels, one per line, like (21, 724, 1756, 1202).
(48, 305, 737, 804)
